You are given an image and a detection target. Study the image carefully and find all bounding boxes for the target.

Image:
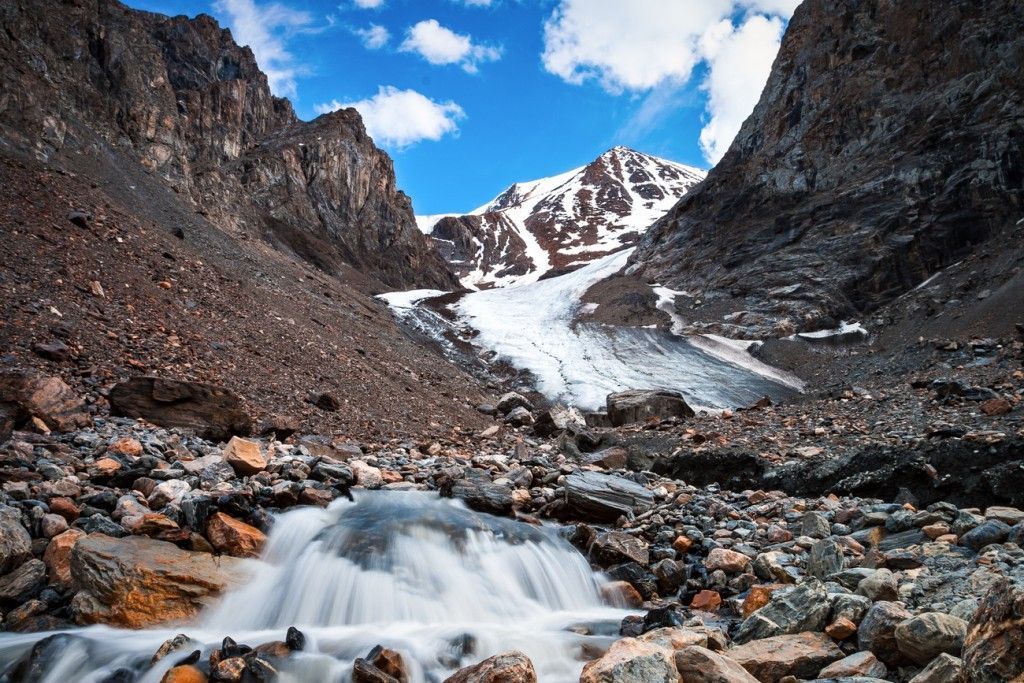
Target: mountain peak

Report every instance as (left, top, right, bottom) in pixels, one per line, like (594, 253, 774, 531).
(419, 148, 706, 289)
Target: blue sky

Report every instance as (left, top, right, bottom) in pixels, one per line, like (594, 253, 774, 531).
(127, 0, 800, 214)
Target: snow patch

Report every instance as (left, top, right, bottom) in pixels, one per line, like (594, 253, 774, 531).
(377, 289, 448, 311)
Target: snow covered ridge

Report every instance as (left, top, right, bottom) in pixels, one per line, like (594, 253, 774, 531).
(416, 147, 706, 290)
(379, 249, 804, 412)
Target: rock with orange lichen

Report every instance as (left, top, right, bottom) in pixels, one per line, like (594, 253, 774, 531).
(69, 533, 246, 628)
(206, 512, 266, 558)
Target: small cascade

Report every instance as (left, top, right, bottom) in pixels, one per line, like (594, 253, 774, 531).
(0, 492, 630, 682)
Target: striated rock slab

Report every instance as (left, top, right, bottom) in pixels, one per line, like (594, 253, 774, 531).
(70, 533, 246, 628)
(963, 576, 1024, 683)
(564, 471, 654, 522)
(728, 632, 843, 682)
(110, 377, 251, 441)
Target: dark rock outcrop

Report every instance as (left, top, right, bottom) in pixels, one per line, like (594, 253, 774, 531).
(607, 389, 695, 427)
(0, 0, 453, 289)
(627, 0, 1024, 335)
(109, 377, 251, 441)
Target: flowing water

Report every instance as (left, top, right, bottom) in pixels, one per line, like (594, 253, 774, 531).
(0, 492, 630, 682)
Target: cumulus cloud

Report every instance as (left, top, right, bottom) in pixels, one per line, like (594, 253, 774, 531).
(214, 0, 313, 97)
(315, 86, 466, 148)
(354, 23, 390, 49)
(352, 0, 385, 8)
(541, 0, 798, 164)
(698, 15, 785, 163)
(400, 19, 501, 73)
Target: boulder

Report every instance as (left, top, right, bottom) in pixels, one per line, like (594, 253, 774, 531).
(705, 548, 751, 573)
(109, 377, 251, 441)
(582, 447, 629, 470)
(734, 580, 831, 644)
(353, 645, 409, 683)
(222, 437, 266, 476)
(564, 472, 654, 522)
(70, 533, 245, 628)
(0, 505, 32, 575)
(579, 638, 679, 683)
(591, 531, 650, 566)
(42, 528, 86, 586)
(818, 651, 887, 679)
(962, 577, 1024, 683)
(443, 470, 513, 515)
(0, 558, 46, 603)
(858, 601, 912, 667)
(443, 651, 537, 683)
(894, 612, 967, 665)
(727, 632, 843, 682)
(606, 390, 694, 426)
(807, 537, 844, 579)
(674, 646, 759, 683)
(0, 368, 91, 431)
(496, 392, 533, 415)
(533, 404, 586, 437)
(909, 653, 964, 683)
(206, 512, 266, 558)
(960, 519, 1011, 550)
(502, 407, 534, 427)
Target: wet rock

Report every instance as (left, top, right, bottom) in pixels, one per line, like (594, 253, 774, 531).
(211, 657, 246, 681)
(727, 632, 843, 681)
(0, 505, 32, 574)
(443, 650, 537, 683)
(818, 651, 887, 679)
(0, 368, 91, 431)
(734, 580, 830, 644)
(895, 612, 967, 665)
(960, 519, 1011, 550)
(563, 471, 654, 522)
(206, 512, 266, 558)
(579, 638, 678, 683)
(962, 577, 1024, 683)
(443, 470, 513, 515)
(70, 534, 245, 628)
(222, 437, 266, 476)
(674, 646, 758, 683)
(5, 634, 89, 683)
(908, 653, 964, 683)
(601, 581, 643, 608)
(109, 377, 251, 441)
(606, 390, 694, 427)
(858, 601, 912, 667)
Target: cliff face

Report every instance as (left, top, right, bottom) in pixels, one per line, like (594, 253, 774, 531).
(0, 0, 453, 290)
(627, 0, 1024, 336)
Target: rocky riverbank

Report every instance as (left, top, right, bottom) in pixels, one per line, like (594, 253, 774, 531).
(0, 332, 1021, 681)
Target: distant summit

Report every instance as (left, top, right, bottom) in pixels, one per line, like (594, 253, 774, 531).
(417, 147, 705, 289)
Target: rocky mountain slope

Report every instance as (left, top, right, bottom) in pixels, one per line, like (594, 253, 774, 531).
(623, 0, 1024, 338)
(419, 147, 705, 288)
(0, 0, 488, 439)
(0, 0, 453, 290)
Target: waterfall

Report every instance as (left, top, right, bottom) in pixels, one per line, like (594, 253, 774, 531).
(0, 492, 630, 682)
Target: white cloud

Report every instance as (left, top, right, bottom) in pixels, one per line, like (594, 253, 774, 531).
(214, 0, 312, 97)
(541, 0, 799, 164)
(354, 23, 390, 49)
(400, 19, 501, 73)
(698, 15, 785, 164)
(315, 86, 466, 148)
(352, 0, 385, 8)
(456, 0, 494, 5)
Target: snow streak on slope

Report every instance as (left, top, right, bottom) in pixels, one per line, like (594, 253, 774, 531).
(454, 250, 803, 411)
(418, 147, 706, 290)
